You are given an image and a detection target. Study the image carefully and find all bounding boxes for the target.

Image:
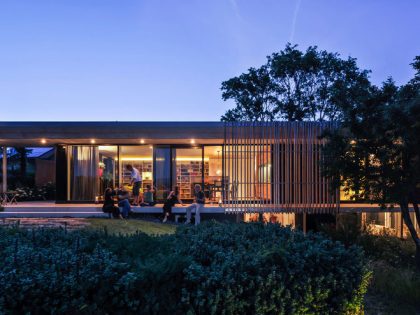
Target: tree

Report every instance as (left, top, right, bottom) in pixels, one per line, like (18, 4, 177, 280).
(221, 66, 278, 121)
(221, 44, 370, 122)
(322, 57, 420, 268)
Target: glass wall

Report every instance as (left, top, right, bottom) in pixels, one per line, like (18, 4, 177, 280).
(66, 144, 225, 203)
(119, 146, 153, 193)
(204, 146, 223, 204)
(98, 146, 118, 199)
(174, 147, 203, 201)
(154, 146, 171, 201)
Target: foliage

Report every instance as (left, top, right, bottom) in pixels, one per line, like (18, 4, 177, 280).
(15, 182, 55, 201)
(321, 219, 420, 313)
(221, 43, 370, 122)
(86, 218, 176, 235)
(0, 222, 370, 314)
(322, 57, 420, 267)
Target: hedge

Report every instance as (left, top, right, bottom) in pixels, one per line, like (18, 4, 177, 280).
(0, 222, 371, 314)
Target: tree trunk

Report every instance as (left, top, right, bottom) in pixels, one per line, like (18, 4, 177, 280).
(400, 200, 420, 269)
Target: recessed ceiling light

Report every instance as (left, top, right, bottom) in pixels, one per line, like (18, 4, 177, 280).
(40, 139, 47, 144)
(190, 139, 195, 144)
(90, 139, 96, 144)
(140, 139, 145, 144)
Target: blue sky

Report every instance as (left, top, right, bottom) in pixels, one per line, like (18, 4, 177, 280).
(0, 0, 418, 121)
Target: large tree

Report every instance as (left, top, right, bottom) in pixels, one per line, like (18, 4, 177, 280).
(322, 57, 420, 268)
(221, 44, 370, 122)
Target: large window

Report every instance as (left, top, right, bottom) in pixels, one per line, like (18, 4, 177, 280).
(154, 146, 171, 202)
(98, 146, 118, 199)
(204, 146, 223, 204)
(119, 146, 153, 194)
(174, 147, 203, 200)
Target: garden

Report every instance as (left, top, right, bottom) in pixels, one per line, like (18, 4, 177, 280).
(0, 221, 370, 314)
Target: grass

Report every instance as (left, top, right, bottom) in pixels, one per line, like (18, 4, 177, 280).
(85, 218, 176, 235)
(365, 261, 420, 315)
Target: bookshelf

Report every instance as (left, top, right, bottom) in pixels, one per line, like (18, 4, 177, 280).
(176, 161, 209, 199)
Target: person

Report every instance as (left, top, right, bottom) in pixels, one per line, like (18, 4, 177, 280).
(162, 186, 183, 223)
(125, 164, 142, 206)
(102, 188, 123, 219)
(140, 185, 156, 206)
(185, 184, 205, 225)
(116, 186, 131, 219)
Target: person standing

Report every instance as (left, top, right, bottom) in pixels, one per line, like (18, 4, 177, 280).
(125, 164, 142, 206)
(185, 184, 205, 225)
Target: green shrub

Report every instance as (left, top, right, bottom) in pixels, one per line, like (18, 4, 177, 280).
(0, 222, 370, 314)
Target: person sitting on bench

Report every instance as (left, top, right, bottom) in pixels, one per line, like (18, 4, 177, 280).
(102, 188, 123, 219)
(140, 185, 156, 206)
(185, 184, 205, 225)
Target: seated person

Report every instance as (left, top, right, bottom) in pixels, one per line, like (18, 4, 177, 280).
(140, 185, 156, 206)
(116, 186, 131, 218)
(102, 188, 123, 219)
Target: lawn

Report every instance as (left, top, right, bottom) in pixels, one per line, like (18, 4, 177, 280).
(85, 218, 176, 235)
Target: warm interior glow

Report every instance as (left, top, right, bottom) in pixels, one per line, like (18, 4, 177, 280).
(140, 139, 145, 144)
(121, 157, 153, 161)
(190, 139, 195, 144)
(90, 139, 96, 144)
(40, 139, 47, 144)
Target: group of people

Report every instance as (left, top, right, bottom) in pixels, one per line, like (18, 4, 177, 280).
(102, 164, 205, 225)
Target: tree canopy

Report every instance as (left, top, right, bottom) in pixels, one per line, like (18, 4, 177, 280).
(221, 44, 371, 122)
(322, 57, 420, 267)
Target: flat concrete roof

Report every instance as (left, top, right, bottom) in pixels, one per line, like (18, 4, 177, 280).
(0, 121, 225, 145)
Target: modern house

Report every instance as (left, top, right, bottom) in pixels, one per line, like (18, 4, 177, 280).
(0, 121, 418, 234)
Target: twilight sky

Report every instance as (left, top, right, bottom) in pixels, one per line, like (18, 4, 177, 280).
(0, 0, 418, 121)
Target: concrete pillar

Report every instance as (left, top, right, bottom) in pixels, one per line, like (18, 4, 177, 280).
(2, 146, 7, 192)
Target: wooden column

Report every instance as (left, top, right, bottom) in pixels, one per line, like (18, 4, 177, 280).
(2, 146, 7, 192)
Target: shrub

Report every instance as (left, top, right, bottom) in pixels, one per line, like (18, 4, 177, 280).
(0, 222, 370, 314)
(15, 182, 56, 201)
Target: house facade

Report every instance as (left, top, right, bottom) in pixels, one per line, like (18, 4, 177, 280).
(1, 121, 419, 235)
(0, 121, 337, 210)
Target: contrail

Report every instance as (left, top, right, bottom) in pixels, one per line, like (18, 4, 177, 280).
(289, 0, 302, 43)
(229, 0, 241, 20)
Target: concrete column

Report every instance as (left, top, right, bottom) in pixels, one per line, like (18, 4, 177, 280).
(2, 146, 7, 192)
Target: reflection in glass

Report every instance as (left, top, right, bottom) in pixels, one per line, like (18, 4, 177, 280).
(98, 146, 118, 199)
(154, 146, 171, 201)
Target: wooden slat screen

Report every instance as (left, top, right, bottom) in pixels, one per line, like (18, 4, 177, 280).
(223, 121, 339, 214)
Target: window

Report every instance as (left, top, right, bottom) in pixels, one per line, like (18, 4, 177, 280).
(204, 146, 223, 204)
(119, 146, 153, 194)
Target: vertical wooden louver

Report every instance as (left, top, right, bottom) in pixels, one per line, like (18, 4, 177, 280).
(223, 122, 339, 214)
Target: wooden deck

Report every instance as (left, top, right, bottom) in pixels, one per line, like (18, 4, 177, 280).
(1, 201, 225, 218)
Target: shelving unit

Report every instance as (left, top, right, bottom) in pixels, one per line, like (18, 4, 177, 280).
(176, 161, 209, 199)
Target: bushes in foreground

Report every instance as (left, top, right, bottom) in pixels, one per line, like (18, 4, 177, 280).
(0, 222, 370, 314)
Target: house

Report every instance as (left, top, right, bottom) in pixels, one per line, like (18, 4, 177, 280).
(0, 121, 418, 234)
